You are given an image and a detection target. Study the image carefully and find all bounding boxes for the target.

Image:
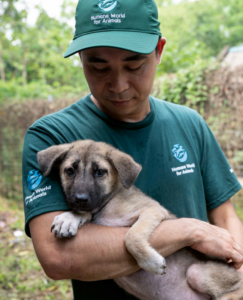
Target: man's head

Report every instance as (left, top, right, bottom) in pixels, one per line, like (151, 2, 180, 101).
(64, 0, 165, 121)
(78, 38, 165, 121)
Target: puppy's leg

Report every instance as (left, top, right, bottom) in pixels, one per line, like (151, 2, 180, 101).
(187, 261, 243, 299)
(51, 211, 92, 238)
(125, 203, 170, 275)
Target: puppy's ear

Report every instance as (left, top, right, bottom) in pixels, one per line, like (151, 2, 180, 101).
(37, 144, 72, 176)
(107, 150, 142, 189)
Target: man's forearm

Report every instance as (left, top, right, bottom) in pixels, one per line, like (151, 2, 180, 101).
(30, 212, 192, 281)
(30, 210, 243, 282)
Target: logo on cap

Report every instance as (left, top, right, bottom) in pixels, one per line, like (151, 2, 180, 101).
(172, 144, 188, 163)
(27, 169, 43, 191)
(98, 0, 117, 12)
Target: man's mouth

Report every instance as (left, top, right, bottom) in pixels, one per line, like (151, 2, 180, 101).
(111, 99, 132, 107)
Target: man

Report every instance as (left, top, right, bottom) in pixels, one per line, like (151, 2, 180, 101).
(22, 0, 243, 299)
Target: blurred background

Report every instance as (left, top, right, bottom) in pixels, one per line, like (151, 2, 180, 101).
(0, 0, 243, 298)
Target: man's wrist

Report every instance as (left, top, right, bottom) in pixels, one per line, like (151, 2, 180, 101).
(149, 218, 201, 258)
(181, 218, 204, 247)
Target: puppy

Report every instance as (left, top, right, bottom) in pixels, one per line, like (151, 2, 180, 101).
(37, 140, 243, 300)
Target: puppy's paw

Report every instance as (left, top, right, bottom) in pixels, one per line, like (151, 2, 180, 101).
(78, 212, 92, 228)
(138, 250, 166, 275)
(51, 211, 91, 239)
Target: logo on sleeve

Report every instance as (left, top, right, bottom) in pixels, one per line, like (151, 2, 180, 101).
(172, 144, 188, 163)
(98, 0, 117, 12)
(27, 169, 43, 191)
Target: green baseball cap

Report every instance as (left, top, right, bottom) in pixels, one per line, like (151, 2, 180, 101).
(63, 0, 161, 58)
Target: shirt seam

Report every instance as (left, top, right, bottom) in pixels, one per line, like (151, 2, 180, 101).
(25, 203, 70, 223)
(207, 182, 242, 210)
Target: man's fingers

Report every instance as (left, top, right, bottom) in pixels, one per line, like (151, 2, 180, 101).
(234, 243, 243, 257)
(233, 260, 243, 270)
(228, 250, 243, 269)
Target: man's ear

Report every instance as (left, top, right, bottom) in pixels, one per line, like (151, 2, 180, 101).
(37, 144, 72, 176)
(156, 37, 166, 64)
(107, 149, 142, 189)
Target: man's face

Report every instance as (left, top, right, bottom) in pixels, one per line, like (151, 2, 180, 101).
(80, 47, 161, 121)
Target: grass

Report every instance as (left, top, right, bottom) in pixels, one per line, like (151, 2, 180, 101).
(0, 197, 72, 300)
(0, 185, 242, 299)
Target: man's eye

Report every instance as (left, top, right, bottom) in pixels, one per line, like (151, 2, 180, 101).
(94, 67, 108, 73)
(95, 169, 107, 177)
(127, 66, 142, 71)
(65, 168, 75, 177)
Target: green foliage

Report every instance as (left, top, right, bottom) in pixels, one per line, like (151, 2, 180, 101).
(156, 0, 243, 74)
(0, 80, 87, 105)
(0, 0, 88, 105)
(154, 59, 218, 114)
(1, 0, 243, 103)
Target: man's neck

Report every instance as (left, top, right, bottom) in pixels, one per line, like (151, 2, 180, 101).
(91, 95, 151, 123)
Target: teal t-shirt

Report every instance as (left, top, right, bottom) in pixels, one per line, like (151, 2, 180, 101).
(22, 94, 242, 300)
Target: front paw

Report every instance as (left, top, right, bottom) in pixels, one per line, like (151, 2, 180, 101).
(51, 211, 91, 239)
(137, 250, 167, 275)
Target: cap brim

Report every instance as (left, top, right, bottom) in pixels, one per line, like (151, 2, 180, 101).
(63, 31, 159, 58)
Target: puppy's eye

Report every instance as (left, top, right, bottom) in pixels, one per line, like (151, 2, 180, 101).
(95, 169, 107, 177)
(65, 167, 75, 177)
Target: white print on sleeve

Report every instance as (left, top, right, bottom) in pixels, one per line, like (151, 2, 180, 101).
(25, 185, 51, 206)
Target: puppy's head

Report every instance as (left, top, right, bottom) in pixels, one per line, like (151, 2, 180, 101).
(37, 140, 142, 212)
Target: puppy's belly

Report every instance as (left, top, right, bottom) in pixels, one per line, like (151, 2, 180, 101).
(115, 255, 210, 300)
(94, 214, 210, 300)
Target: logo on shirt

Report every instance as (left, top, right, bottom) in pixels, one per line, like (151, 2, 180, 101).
(27, 169, 43, 191)
(98, 0, 117, 12)
(172, 144, 188, 163)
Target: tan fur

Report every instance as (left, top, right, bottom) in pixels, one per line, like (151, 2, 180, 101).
(37, 140, 243, 300)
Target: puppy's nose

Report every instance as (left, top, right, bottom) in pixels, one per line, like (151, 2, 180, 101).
(75, 193, 89, 205)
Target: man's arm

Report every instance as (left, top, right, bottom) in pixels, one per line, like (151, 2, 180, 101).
(29, 209, 243, 281)
(207, 198, 243, 272)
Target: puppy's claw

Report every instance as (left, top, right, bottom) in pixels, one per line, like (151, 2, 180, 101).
(51, 224, 55, 232)
(54, 230, 58, 237)
(60, 233, 63, 239)
(68, 232, 72, 239)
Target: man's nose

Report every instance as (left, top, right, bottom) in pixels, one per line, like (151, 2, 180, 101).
(108, 71, 129, 94)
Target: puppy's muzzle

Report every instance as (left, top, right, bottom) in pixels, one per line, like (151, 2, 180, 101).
(75, 193, 89, 206)
(67, 193, 91, 211)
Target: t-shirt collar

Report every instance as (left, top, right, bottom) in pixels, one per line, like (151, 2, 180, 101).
(84, 94, 155, 130)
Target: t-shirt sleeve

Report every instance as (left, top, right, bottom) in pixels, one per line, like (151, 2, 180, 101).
(22, 125, 70, 238)
(198, 116, 242, 210)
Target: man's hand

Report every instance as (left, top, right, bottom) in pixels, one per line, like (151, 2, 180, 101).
(151, 217, 243, 270)
(207, 199, 243, 270)
(188, 218, 243, 269)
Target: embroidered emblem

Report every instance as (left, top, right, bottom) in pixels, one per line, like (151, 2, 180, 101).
(172, 144, 188, 163)
(98, 0, 117, 12)
(27, 169, 43, 191)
